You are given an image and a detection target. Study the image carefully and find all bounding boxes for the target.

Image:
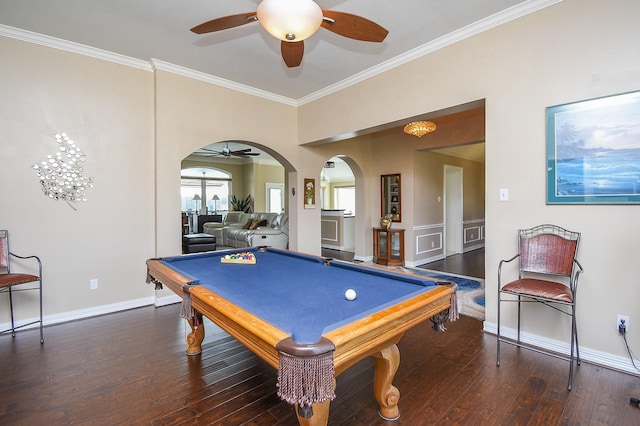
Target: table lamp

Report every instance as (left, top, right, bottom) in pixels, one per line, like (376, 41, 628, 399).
(212, 194, 220, 214)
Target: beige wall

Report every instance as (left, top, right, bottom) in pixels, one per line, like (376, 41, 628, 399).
(153, 70, 300, 257)
(298, 0, 640, 370)
(1, 0, 639, 373)
(0, 37, 155, 318)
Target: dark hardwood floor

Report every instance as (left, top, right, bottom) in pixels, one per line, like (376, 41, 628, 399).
(420, 248, 485, 279)
(321, 248, 355, 262)
(1, 303, 639, 425)
(320, 248, 485, 279)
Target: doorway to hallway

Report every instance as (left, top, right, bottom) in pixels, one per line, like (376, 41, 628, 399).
(420, 248, 484, 279)
(444, 165, 463, 256)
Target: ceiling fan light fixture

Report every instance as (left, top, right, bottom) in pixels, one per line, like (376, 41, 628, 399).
(404, 121, 437, 137)
(257, 0, 323, 42)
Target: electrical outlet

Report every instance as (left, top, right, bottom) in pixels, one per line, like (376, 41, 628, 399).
(90, 279, 98, 290)
(617, 315, 629, 334)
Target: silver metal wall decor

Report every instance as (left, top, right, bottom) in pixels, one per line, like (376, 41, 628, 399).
(32, 132, 94, 210)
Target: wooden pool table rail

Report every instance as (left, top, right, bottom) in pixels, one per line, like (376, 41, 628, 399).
(146, 257, 452, 426)
(189, 283, 451, 425)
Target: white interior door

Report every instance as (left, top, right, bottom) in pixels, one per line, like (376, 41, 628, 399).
(444, 165, 463, 256)
(266, 183, 285, 213)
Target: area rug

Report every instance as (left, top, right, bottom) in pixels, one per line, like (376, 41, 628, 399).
(396, 267, 485, 320)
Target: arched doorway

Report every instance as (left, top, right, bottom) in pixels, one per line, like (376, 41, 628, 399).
(183, 141, 287, 213)
(179, 140, 299, 250)
(319, 156, 359, 261)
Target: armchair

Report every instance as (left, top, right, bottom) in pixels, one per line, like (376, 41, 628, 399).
(249, 213, 289, 249)
(202, 212, 245, 244)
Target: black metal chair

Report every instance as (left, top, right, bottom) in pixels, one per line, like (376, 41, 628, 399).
(497, 224, 583, 390)
(0, 230, 44, 343)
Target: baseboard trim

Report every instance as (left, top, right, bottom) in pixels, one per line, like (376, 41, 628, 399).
(483, 321, 640, 376)
(156, 293, 182, 306)
(354, 254, 373, 263)
(406, 254, 443, 268)
(0, 297, 161, 334)
(463, 243, 485, 253)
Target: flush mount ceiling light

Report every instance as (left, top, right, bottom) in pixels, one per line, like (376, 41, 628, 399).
(403, 121, 437, 137)
(257, 0, 323, 42)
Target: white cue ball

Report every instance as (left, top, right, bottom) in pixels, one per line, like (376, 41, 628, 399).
(345, 289, 357, 301)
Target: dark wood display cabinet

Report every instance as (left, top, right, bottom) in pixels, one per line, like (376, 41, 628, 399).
(373, 228, 405, 266)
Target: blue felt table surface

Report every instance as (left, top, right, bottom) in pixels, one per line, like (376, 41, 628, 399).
(160, 248, 439, 344)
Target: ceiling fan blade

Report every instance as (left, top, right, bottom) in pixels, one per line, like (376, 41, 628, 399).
(230, 149, 260, 157)
(191, 13, 257, 34)
(194, 148, 222, 156)
(281, 41, 304, 68)
(320, 11, 388, 42)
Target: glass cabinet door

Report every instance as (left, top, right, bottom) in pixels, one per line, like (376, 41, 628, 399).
(379, 233, 388, 260)
(373, 228, 404, 266)
(390, 232, 401, 262)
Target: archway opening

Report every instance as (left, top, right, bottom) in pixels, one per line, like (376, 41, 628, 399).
(319, 156, 357, 261)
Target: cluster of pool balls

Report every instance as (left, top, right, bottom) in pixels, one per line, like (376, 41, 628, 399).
(223, 252, 255, 261)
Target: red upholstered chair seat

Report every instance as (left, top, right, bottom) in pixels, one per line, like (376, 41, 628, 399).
(0, 272, 40, 288)
(501, 278, 573, 303)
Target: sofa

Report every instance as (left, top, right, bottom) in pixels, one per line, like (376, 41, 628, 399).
(202, 211, 289, 249)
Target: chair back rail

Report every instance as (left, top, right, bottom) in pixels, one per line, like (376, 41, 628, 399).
(519, 234, 578, 276)
(0, 229, 9, 269)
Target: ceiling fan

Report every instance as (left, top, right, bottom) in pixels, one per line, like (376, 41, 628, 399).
(195, 143, 260, 159)
(190, 0, 389, 67)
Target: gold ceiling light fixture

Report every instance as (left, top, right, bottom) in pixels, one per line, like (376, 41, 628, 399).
(403, 121, 437, 137)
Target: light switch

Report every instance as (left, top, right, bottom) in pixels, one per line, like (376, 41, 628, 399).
(499, 188, 509, 201)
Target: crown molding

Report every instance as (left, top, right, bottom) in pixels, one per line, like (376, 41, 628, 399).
(296, 0, 563, 105)
(150, 59, 298, 107)
(0, 0, 561, 106)
(0, 24, 152, 72)
(0, 23, 297, 106)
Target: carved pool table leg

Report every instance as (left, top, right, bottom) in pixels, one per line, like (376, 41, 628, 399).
(186, 314, 205, 356)
(294, 376, 335, 426)
(372, 344, 401, 420)
(295, 400, 330, 426)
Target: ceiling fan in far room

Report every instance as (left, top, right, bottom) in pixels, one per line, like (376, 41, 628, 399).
(190, 0, 389, 67)
(195, 143, 260, 159)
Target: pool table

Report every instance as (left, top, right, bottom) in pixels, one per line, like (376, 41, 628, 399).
(146, 247, 455, 425)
